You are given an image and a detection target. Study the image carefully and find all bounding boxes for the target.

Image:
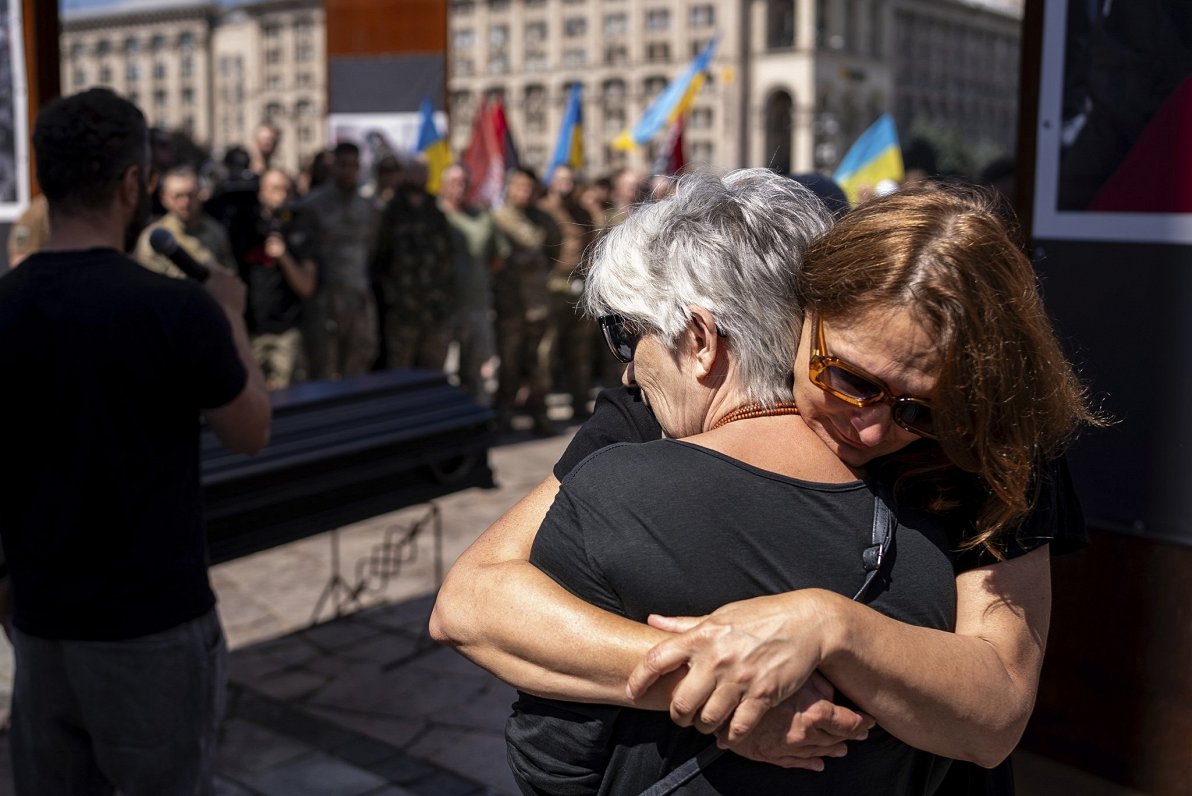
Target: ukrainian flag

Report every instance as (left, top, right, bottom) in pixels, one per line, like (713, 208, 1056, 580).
(417, 97, 453, 195)
(614, 36, 716, 151)
(834, 114, 904, 205)
(546, 83, 583, 183)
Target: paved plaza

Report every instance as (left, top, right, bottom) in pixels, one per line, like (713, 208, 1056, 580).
(0, 425, 1145, 795)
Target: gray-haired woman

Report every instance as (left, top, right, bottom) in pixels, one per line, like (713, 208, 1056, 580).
(431, 170, 1087, 794)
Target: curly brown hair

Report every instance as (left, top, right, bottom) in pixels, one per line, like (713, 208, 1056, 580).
(798, 184, 1103, 556)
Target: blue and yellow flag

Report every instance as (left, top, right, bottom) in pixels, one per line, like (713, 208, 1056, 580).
(614, 36, 716, 151)
(834, 114, 904, 204)
(417, 97, 453, 195)
(547, 83, 584, 184)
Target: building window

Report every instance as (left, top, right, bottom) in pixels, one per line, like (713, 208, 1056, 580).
(453, 28, 476, 48)
(525, 52, 549, 71)
(296, 99, 313, 118)
(153, 89, 166, 108)
(297, 42, 314, 62)
(265, 102, 283, 120)
(266, 73, 283, 89)
(124, 36, 139, 54)
(297, 71, 314, 87)
(767, 0, 796, 49)
(646, 9, 670, 32)
(453, 0, 475, 13)
(489, 25, 509, 47)
(690, 141, 714, 162)
(70, 42, 85, 60)
(605, 46, 628, 65)
(644, 76, 668, 99)
(128, 91, 139, 105)
(98, 65, 112, 83)
(690, 107, 713, 129)
(181, 56, 193, 78)
(179, 31, 195, 52)
(266, 48, 282, 65)
(562, 49, 586, 66)
(525, 21, 546, 42)
(182, 87, 194, 106)
(150, 34, 165, 52)
(126, 63, 140, 81)
(489, 53, 510, 72)
(183, 116, 194, 134)
(647, 42, 670, 62)
(96, 39, 111, 56)
(690, 5, 714, 27)
(603, 107, 626, 133)
(72, 68, 86, 87)
(564, 17, 587, 36)
(454, 57, 475, 75)
(298, 125, 313, 144)
(489, 0, 510, 11)
(524, 84, 546, 132)
(264, 23, 281, 39)
(604, 13, 627, 36)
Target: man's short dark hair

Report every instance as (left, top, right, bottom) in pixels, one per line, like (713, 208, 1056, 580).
(333, 142, 360, 159)
(33, 88, 148, 216)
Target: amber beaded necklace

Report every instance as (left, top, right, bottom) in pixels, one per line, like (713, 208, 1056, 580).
(711, 401, 800, 430)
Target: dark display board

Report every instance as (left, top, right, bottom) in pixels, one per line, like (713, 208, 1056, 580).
(1026, 0, 1192, 548)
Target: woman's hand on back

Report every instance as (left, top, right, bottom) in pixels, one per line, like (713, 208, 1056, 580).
(626, 591, 840, 742)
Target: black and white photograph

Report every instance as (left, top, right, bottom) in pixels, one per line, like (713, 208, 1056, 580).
(0, 0, 27, 221)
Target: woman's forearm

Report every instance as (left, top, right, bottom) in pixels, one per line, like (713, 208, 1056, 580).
(429, 476, 673, 704)
(817, 550, 1049, 766)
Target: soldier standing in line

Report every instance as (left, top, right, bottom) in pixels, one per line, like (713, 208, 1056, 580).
(302, 142, 379, 380)
(372, 159, 456, 372)
(439, 164, 510, 405)
(135, 166, 236, 279)
(539, 165, 598, 419)
(491, 168, 561, 435)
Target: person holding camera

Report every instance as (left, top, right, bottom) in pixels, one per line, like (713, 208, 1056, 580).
(233, 168, 318, 389)
(0, 88, 270, 795)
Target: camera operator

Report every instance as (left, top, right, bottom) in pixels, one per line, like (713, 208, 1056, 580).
(0, 88, 269, 795)
(233, 168, 317, 389)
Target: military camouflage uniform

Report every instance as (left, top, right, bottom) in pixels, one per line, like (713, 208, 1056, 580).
(134, 213, 236, 279)
(491, 203, 561, 430)
(6, 195, 50, 268)
(540, 193, 599, 417)
(372, 189, 456, 371)
(302, 184, 379, 380)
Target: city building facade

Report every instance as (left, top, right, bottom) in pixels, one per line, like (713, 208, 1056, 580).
(447, 0, 1024, 177)
(60, 0, 326, 176)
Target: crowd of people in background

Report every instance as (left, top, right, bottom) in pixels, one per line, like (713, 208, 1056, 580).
(5, 117, 1019, 434)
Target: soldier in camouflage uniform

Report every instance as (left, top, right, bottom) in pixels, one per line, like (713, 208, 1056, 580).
(491, 168, 561, 434)
(135, 167, 236, 279)
(372, 159, 456, 371)
(539, 166, 598, 418)
(302, 142, 379, 380)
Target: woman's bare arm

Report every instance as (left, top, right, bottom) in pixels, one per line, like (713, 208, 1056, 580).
(629, 546, 1051, 767)
(429, 475, 672, 703)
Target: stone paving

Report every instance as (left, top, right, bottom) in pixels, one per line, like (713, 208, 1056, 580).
(0, 421, 1148, 795)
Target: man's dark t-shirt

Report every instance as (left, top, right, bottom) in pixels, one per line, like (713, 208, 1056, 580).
(0, 248, 246, 640)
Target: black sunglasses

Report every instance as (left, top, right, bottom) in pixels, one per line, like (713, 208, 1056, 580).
(599, 314, 639, 363)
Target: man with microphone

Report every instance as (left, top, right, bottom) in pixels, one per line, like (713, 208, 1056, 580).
(0, 88, 269, 794)
(135, 164, 236, 279)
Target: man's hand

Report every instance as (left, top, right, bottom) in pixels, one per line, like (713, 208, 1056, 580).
(264, 233, 287, 261)
(715, 673, 873, 771)
(204, 262, 247, 318)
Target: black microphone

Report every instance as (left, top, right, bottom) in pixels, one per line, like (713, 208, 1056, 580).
(147, 228, 209, 282)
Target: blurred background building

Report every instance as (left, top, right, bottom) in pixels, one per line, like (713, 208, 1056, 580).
(58, 0, 1021, 179)
(60, 0, 326, 175)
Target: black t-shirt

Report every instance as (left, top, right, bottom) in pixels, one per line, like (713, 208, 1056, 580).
(0, 248, 247, 640)
(555, 387, 1088, 572)
(511, 440, 958, 795)
(232, 204, 314, 335)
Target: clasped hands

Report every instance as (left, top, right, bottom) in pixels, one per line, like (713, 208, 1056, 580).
(625, 591, 873, 771)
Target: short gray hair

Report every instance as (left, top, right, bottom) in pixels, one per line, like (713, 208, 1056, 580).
(583, 168, 833, 404)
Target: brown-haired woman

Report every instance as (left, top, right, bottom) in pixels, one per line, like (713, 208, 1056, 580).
(626, 183, 1102, 767)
